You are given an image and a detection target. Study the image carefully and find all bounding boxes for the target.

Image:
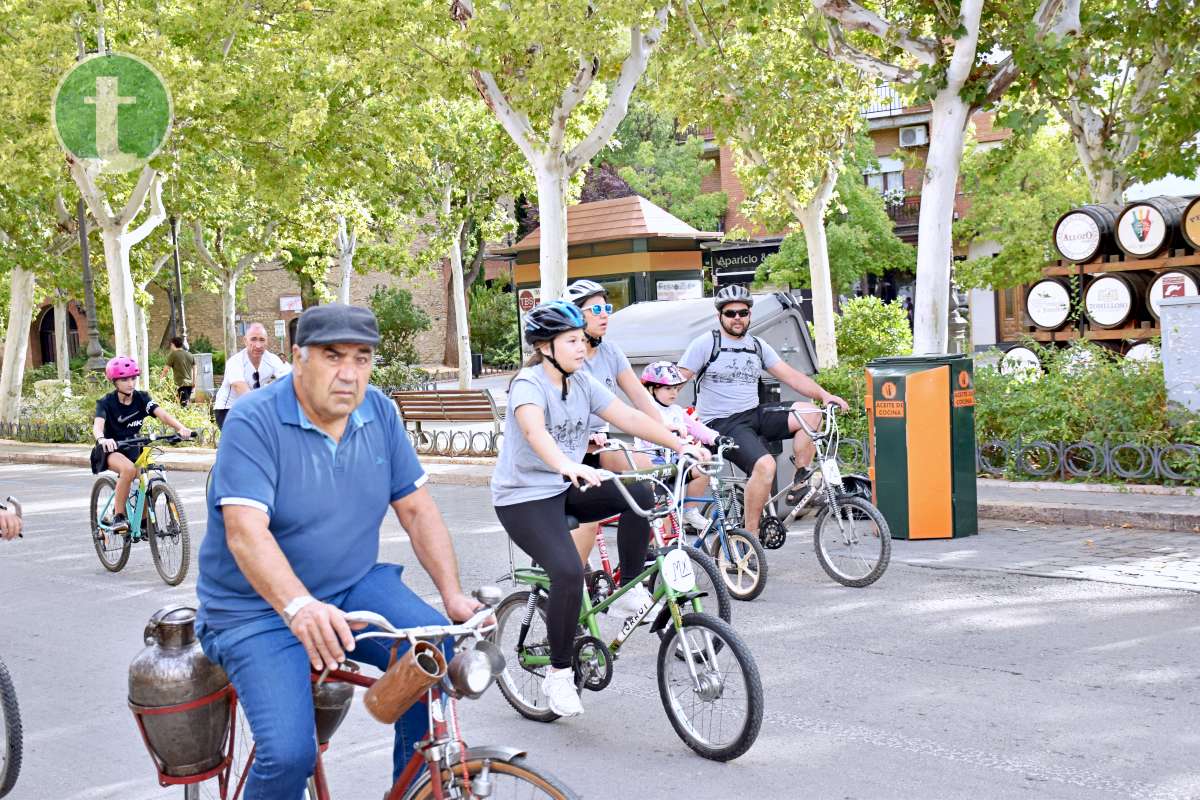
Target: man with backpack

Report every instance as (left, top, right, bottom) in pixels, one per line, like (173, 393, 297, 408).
(677, 285, 848, 537)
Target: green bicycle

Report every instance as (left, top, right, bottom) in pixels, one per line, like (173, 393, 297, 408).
(493, 466, 764, 762)
(90, 433, 192, 586)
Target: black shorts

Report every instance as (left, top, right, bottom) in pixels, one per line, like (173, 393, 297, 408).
(89, 443, 142, 475)
(707, 404, 793, 475)
(177, 385, 193, 406)
(582, 451, 602, 469)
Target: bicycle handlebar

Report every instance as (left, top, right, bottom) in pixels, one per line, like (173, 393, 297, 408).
(342, 586, 502, 646)
(1, 495, 22, 538)
(114, 432, 191, 448)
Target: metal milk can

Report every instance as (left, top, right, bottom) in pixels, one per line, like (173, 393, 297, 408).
(128, 606, 231, 777)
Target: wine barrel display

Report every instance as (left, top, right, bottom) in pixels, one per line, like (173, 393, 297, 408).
(1146, 268, 1200, 319)
(1182, 196, 1200, 251)
(1124, 341, 1159, 362)
(1024, 277, 1074, 330)
(999, 346, 1042, 378)
(1083, 272, 1152, 329)
(1053, 204, 1121, 263)
(1115, 196, 1190, 258)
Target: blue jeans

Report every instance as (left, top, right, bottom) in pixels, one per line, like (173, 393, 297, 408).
(198, 563, 451, 800)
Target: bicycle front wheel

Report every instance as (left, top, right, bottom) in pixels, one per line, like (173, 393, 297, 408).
(492, 591, 560, 723)
(0, 656, 22, 799)
(90, 476, 131, 573)
(403, 755, 578, 800)
(657, 613, 763, 762)
(813, 495, 891, 587)
(708, 528, 768, 601)
(651, 546, 732, 650)
(148, 482, 191, 586)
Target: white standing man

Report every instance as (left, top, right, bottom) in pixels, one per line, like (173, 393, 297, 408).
(213, 322, 291, 429)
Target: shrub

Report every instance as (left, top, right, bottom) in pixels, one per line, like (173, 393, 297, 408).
(371, 362, 432, 393)
(832, 296, 912, 371)
(468, 279, 521, 366)
(370, 286, 431, 365)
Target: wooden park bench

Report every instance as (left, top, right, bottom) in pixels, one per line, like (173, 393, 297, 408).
(391, 389, 504, 435)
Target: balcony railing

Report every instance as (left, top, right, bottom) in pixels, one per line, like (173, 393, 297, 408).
(863, 85, 906, 117)
(886, 195, 921, 225)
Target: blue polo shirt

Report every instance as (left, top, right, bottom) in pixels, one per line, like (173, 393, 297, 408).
(197, 374, 427, 631)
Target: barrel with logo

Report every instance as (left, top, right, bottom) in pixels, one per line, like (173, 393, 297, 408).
(1000, 345, 1042, 378)
(1115, 196, 1190, 259)
(1024, 277, 1075, 330)
(1083, 272, 1152, 329)
(1146, 268, 1200, 320)
(1053, 204, 1121, 263)
(1181, 196, 1200, 250)
(1124, 340, 1159, 362)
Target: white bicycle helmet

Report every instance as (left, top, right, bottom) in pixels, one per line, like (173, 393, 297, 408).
(562, 279, 607, 307)
(714, 284, 754, 310)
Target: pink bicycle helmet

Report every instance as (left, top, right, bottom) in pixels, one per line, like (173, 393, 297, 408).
(105, 356, 140, 380)
(641, 361, 686, 387)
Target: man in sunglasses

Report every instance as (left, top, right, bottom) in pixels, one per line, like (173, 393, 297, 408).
(213, 322, 292, 429)
(678, 284, 847, 538)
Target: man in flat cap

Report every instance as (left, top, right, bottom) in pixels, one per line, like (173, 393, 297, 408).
(197, 303, 481, 798)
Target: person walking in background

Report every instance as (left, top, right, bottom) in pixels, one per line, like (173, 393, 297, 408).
(163, 337, 196, 406)
(213, 323, 291, 429)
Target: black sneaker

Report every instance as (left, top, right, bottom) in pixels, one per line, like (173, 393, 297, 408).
(111, 513, 130, 534)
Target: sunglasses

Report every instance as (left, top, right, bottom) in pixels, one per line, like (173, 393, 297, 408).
(586, 303, 614, 315)
(252, 371, 261, 389)
(722, 309, 751, 319)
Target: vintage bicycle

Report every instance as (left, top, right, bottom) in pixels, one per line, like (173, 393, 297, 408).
(0, 496, 22, 799)
(90, 432, 192, 585)
(131, 589, 577, 799)
(712, 405, 891, 588)
(494, 466, 764, 762)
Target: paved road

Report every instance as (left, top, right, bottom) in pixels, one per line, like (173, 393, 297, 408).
(2, 465, 1199, 799)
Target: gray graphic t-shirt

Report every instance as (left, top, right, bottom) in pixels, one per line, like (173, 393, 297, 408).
(578, 341, 631, 432)
(491, 366, 617, 506)
(679, 332, 781, 423)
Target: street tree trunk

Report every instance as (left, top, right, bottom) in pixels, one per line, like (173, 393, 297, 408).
(221, 277, 237, 359)
(532, 162, 571, 301)
(54, 296, 70, 380)
(68, 162, 166, 373)
(911, 87, 973, 355)
(792, 169, 840, 369)
(443, 185, 473, 389)
(0, 267, 36, 424)
(335, 215, 357, 305)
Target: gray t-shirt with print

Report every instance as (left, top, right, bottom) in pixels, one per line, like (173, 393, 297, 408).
(678, 331, 781, 423)
(491, 366, 617, 506)
(578, 341, 631, 432)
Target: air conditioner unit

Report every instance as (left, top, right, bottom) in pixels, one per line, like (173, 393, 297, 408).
(899, 124, 928, 148)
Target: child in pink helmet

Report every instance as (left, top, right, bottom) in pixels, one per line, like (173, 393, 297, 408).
(636, 361, 718, 532)
(91, 356, 192, 534)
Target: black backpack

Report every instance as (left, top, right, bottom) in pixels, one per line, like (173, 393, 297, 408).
(693, 329, 769, 402)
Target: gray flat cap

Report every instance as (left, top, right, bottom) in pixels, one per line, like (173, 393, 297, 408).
(295, 303, 381, 347)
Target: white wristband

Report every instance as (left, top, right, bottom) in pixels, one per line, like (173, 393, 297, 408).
(282, 595, 317, 625)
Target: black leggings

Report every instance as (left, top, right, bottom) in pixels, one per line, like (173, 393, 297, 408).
(495, 481, 653, 669)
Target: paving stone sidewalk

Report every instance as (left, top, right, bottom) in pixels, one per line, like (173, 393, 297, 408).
(892, 518, 1200, 592)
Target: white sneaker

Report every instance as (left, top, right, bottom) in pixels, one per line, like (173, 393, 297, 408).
(682, 507, 711, 532)
(542, 667, 584, 717)
(606, 583, 654, 619)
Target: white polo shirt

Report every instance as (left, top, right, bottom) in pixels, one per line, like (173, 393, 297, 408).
(213, 349, 291, 410)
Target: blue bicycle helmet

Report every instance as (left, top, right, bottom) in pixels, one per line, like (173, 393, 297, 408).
(524, 300, 586, 398)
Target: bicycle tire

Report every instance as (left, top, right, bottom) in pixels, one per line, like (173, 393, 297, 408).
(708, 528, 768, 602)
(492, 591, 560, 723)
(148, 482, 191, 586)
(90, 475, 131, 572)
(813, 495, 891, 588)
(656, 613, 763, 762)
(0, 657, 21, 798)
(650, 546, 732, 643)
(402, 755, 579, 800)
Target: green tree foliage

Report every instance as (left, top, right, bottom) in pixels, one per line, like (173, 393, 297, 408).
(953, 126, 1090, 290)
(831, 296, 912, 371)
(468, 278, 521, 366)
(758, 143, 915, 293)
(600, 101, 726, 230)
(369, 286, 431, 366)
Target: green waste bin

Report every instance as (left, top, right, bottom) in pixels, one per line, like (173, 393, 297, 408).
(866, 354, 977, 540)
